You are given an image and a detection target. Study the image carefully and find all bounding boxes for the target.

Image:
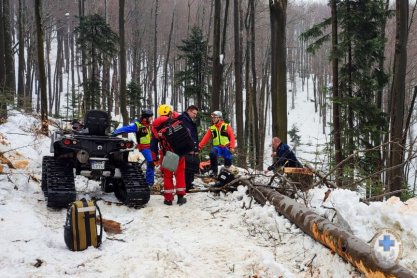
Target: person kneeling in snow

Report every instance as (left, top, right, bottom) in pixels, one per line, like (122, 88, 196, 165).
(199, 111, 236, 177)
(265, 137, 302, 173)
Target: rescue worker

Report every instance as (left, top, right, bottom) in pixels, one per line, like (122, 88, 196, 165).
(199, 111, 236, 176)
(112, 109, 155, 186)
(151, 104, 187, 206)
(178, 105, 199, 192)
(265, 137, 302, 173)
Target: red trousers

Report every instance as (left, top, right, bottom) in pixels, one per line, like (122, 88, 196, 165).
(160, 155, 186, 201)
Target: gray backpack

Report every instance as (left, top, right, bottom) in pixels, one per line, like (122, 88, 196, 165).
(161, 151, 179, 171)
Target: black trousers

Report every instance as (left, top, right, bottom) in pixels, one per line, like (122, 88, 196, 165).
(184, 153, 200, 190)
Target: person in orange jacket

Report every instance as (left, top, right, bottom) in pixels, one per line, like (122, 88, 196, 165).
(199, 111, 236, 176)
(150, 104, 187, 206)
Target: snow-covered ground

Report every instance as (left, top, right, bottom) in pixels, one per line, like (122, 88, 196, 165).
(5, 8, 417, 276)
(1, 87, 416, 277)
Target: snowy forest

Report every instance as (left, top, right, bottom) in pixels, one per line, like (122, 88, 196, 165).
(1, 0, 417, 277)
(1, 0, 417, 196)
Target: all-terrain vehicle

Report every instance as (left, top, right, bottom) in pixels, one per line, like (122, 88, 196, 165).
(41, 110, 150, 208)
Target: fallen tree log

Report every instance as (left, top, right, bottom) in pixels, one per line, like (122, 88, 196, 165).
(360, 189, 405, 205)
(245, 181, 414, 278)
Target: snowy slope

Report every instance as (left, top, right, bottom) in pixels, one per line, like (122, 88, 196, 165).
(1, 96, 416, 277)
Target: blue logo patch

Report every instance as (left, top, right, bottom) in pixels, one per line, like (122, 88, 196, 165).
(372, 229, 402, 268)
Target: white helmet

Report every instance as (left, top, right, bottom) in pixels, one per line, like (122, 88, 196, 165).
(211, 111, 222, 118)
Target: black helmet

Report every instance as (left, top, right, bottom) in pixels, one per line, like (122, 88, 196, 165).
(141, 109, 153, 118)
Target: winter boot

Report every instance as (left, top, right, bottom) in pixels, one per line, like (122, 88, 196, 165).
(177, 195, 187, 206)
(164, 200, 173, 206)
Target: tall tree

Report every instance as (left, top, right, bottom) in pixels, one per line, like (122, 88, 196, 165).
(153, 0, 159, 115)
(17, 0, 25, 109)
(176, 26, 210, 110)
(211, 0, 221, 110)
(269, 0, 288, 142)
(249, 0, 261, 169)
(75, 14, 118, 112)
(233, 0, 245, 167)
(3, 0, 15, 113)
(0, 0, 6, 120)
(163, 10, 175, 104)
(388, 0, 409, 194)
(119, 0, 128, 125)
(35, 0, 48, 135)
(331, 0, 342, 187)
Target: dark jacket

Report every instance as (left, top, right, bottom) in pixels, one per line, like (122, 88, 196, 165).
(178, 111, 199, 151)
(267, 143, 302, 171)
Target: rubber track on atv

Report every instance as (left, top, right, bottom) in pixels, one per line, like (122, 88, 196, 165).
(41, 156, 55, 196)
(116, 163, 150, 207)
(46, 158, 76, 208)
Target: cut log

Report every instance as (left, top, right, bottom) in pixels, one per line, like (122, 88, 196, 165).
(283, 167, 314, 175)
(246, 182, 414, 278)
(12, 160, 29, 169)
(98, 217, 122, 234)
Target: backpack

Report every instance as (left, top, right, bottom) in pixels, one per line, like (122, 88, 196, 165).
(64, 199, 103, 251)
(158, 119, 194, 156)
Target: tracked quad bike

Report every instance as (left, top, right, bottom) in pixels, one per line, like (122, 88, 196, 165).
(41, 110, 150, 208)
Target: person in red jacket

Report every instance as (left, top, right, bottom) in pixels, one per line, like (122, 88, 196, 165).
(150, 104, 187, 206)
(199, 111, 236, 176)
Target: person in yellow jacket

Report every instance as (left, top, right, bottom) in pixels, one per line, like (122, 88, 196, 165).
(199, 111, 236, 176)
(112, 109, 155, 186)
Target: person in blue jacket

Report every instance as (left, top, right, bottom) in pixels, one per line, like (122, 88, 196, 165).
(113, 109, 155, 186)
(265, 137, 302, 172)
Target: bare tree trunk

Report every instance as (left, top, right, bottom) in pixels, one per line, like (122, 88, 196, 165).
(79, 0, 88, 114)
(17, 0, 25, 109)
(54, 23, 64, 116)
(46, 30, 53, 115)
(3, 0, 15, 112)
(25, 34, 33, 112)
(244, 1, 251, 162)
(70, 23, 76, 118)
(102, 60, 110, 114)
(35, 0, 48, 135)
(249, 0, 260, 169)
(269, 0, 287, 142)
(388, 0, 409, 194)
(163, 11, 174, 104)
(0, 0, 6, 120)
(220, 0, 229, 110)
(119, 0, 128, 125)
(233, 0, 245, 167)
(258, 48, 270, 168)
(111, 61, 119, 116)
(211, 0, 221, 110)
(331, 0, 343, 187)
(153, 0, 159, 115)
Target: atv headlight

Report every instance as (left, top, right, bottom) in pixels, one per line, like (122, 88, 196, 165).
(76, 150, 89, 164)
